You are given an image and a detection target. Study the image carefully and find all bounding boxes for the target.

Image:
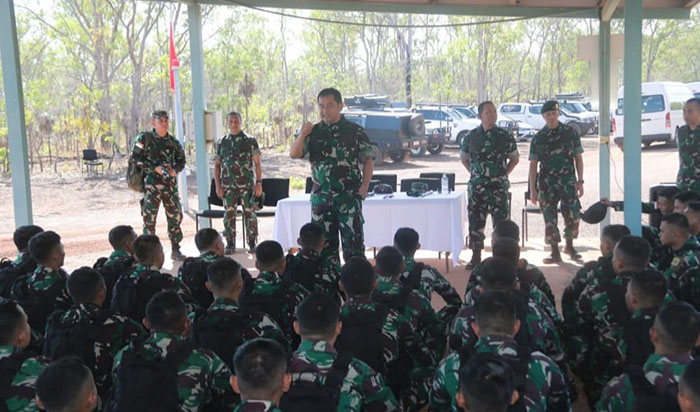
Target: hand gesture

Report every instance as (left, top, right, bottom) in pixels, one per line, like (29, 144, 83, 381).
(299, 122, 313, 138)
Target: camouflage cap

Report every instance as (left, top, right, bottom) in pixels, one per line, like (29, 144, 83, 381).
(581, 201, 608, 224)
(541, 100, 559, 114)
(152, 110, 169, 120)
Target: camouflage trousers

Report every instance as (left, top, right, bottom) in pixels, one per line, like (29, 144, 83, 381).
(468, 179, 510, 250)
(222, 186, 258, 246)
(677, 176, 700, 196)
(311, 193, 365, 268)
(140, 183, 183, 244)
(538, 179, 580, 244)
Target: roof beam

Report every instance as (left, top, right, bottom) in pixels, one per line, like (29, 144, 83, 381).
(600, 0, 623, 21)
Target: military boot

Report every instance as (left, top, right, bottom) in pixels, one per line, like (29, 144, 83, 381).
(543, 243, 562, 264)
(247, 238, 256, 254)
(564, 239, 582, 259)
(225, 236, 235, 255)
(171, 243, 185, 261)
(466, 249, 481, 270)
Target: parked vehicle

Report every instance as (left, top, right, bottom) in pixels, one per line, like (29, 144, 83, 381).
(498, 102, 546, 129)
(413, 105, 480, 146)
(557, 101, 599, 135)
(686, 82, 700, 99)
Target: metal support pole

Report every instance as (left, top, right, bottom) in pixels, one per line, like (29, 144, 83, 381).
(0, 0, 33, 227)
(599, 18, 612, 229)
(172, 67, 189, 213)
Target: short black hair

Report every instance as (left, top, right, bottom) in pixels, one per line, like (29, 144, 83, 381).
(340, 257, 376, 296)
(226, 111, 242, 122)
(459, 353, 516, 412)
(393, 227, 419, 256)
(686, 97, 700, 109)
(295, 292, 339, 338)
(493, 220, 520, 242)
(207, 257, 242, 292)
(491, 238, 520, 266)
(233, 338, 288, 398)
(375, 246, 404, 277)
(108, 225, 135, 250)
(614, 235, 651, 271)
(477, 101, 495, 115)
(658, 186, 680, 200)
(480, 257, 517, 291)
(194, 228, 221, 252)
(661, 213, 690, 231)
(317, 88, 342, 104)
(133, 234, 162, 264)
(629, 269, 666, 309)
(255, 240, 284, 268)
(601, 224, 631, 245)
(0, 300, 26, 345)
(28, 231, 61, 264)
(36, 356, 93, 412)
(654, 301, 700, 353)
(299, 222, 324, 249)
(67, 267, 105, 304)
(145, 291, 187, 333)
(13, 225, 44, 251)
(680, 358, 700, 406)
(674, 191, 700, 204)
(686, 201, 700, 214)
(475, 291, 517, 336)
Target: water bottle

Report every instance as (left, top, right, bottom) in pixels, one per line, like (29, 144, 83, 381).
(441, 174, 449, 194)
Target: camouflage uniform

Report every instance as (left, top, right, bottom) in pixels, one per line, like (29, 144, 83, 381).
(0, 345, 50, 412)
(430, 335, 571, 412)
(284, 249, 340, 299)
(657, 237, 700, 297)
(302, 116, 375, 266)
(596, 353, 692, 412)
(529, 123, 583, 244)
(286, 339, 399, 411)
(676, 125, 700, 195)
(678, 265, 700, 309)
(465, 260, 555, 308)
(112, 332, 235, 411)
(215, 132, 261, 246)
(234, 401, 284, 412)
(132, 130, 186, 244)
(402, 256, 462, 324)
(43, 302, 147, 398)
(461, 125, 519, 250)
(10, 265, 72, 332)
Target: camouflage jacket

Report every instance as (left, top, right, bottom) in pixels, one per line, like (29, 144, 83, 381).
(429, 351, 461, 412)
(465, 261, 555, 308)
(402, 256, 462, 323)
(11, 265, 72, 331)
(43, 302, 147, 396)
(596, 353, 692, 412)
(112, 332, 234, 412)
(0, 345, 50, 412)
(461, 125, 518, 184)
(286, 339, 399, 412)
(132, 129, 186, 187)
(215, 131, 260, 190)
(104, 250, 134, 267)
(233, 400, 283, 412)
(659, 237, 700, 297)
(676, 124, 700, 193)
(528, 123, 583, 182)
(284, 249, 340, 297)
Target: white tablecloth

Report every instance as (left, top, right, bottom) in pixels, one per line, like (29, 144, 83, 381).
(272, 191, 467, 265)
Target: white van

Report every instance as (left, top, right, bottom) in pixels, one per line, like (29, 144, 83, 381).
(613, 82, 693, 147)
(686, 82, 700, 99)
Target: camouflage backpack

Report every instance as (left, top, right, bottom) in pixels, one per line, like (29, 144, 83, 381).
(126, 132, 154, 192)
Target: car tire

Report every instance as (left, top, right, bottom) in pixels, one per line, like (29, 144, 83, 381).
(668, 129, 679, 148)
(427, 142, 444, 155)
(570, 122, 583, 136)
(408, 115, 425, 136)
(456, 131, 467, 146)
(371, 145, 384, 166)
(410, 145, 426, 158)
(390, 151, 407, 163)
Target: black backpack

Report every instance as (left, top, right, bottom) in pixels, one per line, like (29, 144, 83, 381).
(335, 306, 386, 374)
(283, 253, 324, 293)
(239, 276, 297, 347)
(94, 256, 134, 308)
(0, 256, 38, 299)
(179, 257, 214, 309)
(401, 262, 424, 292)
(0, 351, 36, 412)
(108, 340, 193, 412)
(623, 312, 656, 368)
(189, 306, 250, 370)
(627, 365, 681, 412)
(11, 272, 68, 332)
(43, 308, 110, 371)
(279, 352, 353, 412)
(111, 271, 175, 323)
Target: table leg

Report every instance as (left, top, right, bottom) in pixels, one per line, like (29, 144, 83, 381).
(445, 252, 450, 273)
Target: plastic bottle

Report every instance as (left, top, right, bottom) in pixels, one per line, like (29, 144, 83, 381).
(441, 174, 449, 194)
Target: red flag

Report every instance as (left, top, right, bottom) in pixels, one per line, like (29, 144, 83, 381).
(169, 22, 180, 93)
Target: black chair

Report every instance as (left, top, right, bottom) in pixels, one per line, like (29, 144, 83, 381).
(82, 149, 104, 177)
(305, 177, 314, 194)
(371, 174, 398, 192)
(400, 178, 441, 193)
(195, 179, 247, 245)
(257, 178, 290, 217)
(419, 172, 456, 192)
(521, 175, 555, 246)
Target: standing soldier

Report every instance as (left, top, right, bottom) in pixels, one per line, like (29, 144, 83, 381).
(529, 100, 584, 263)
(461, 101, 519, 269)
(677, 98, 700, 195)
(214, 111, 263, 254)
(289, 88, 375, 269)
(132, 110, 186, 260)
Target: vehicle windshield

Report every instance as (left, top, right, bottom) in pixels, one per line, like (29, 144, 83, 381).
(446, 108, 466, 120)
(560, 102, 586, 113)
(617, 95, 665, 114)
(453, 107, 477, 119)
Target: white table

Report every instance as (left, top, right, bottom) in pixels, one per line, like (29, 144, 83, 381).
(273, 191, 467, 267)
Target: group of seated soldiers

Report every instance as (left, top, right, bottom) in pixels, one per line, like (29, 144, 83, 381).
(0, 190, 700, 412)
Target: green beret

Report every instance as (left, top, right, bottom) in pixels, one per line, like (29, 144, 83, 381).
(541, 100, 559, 113)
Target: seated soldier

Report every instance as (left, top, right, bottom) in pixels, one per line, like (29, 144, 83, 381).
(623, 269, 667, 368)
(190, 257, 287, 374)
(455, 353, 519, 412)
(657, 213, 700, 296)
(35, 356, 98, 412)
(337, 257, 435, 410)
(678, 359, 700, 412)
(281, 292, 399, 411)
(597, 301, 700, 412)
(111, 234, 196, 323)
(431, 291, 570, 411)
(93, 225, 137, 309)
(576, 235, 653, 406)
(110, 291, 235, 411)
(675, 191, 700, 213)
(393, 227, 462, 324)
(602, 185, 679, 227)
(178, 228, 226, 308)
(240, 240, 308, 350)
(449, 257, 566, 373)
(685, 201, 700, 243)
(11, 230, 71, 333)
(0, 300, 50, 412)
(43, 267, 147, 399)
(284, 222, 340, 300)
(230, 338, 290, 412)
(0, 225, 43, 299)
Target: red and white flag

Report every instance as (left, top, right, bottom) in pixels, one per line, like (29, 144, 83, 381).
(169, 22, 180, 93)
